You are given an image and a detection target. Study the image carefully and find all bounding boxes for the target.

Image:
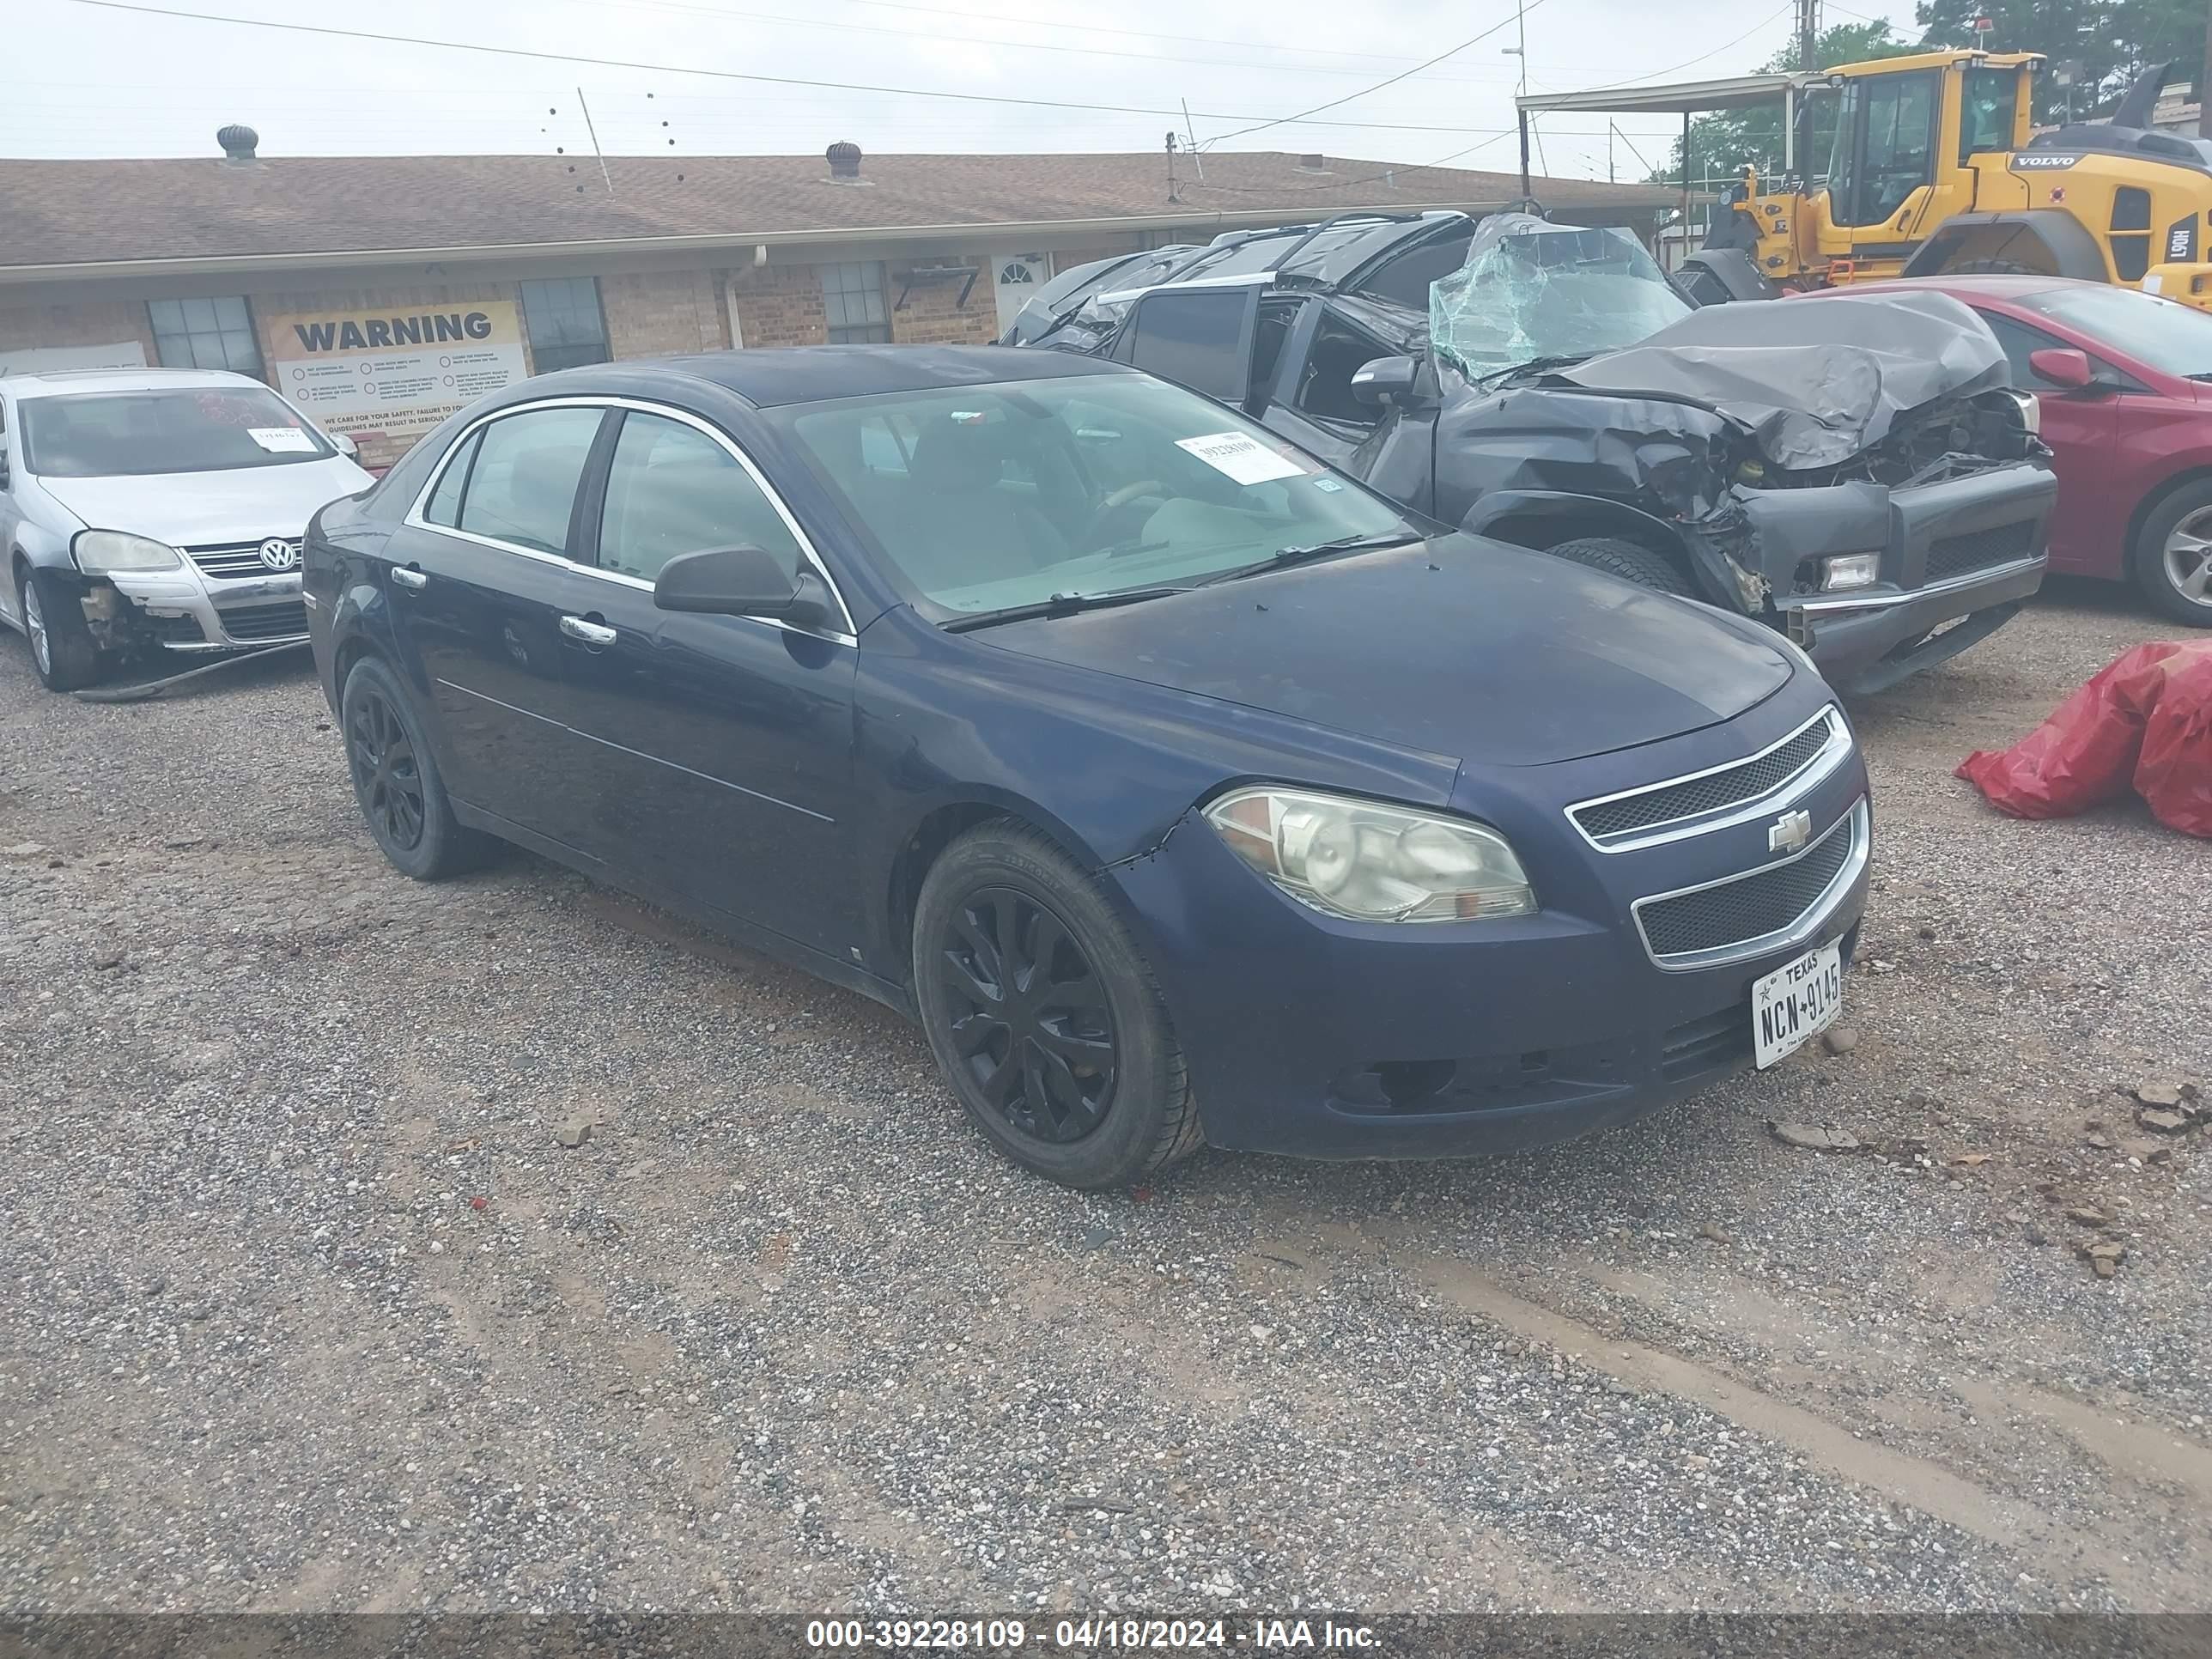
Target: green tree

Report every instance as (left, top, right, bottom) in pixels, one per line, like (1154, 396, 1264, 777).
(1915, 0, 2193, 118)
(1650, 21, 1917, 185)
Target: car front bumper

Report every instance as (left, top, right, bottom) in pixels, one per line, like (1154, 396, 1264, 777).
(1731, 459, 2057, 696)
(100, 561, 308, 652)
(1108, 704, 1872, 1160)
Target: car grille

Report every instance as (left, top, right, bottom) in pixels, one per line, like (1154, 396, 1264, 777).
(214, 599, 309, 642)
(1635, 802, 1865, 966)
(187, 539, 301, 580)
(1571, 708, 1845, 848)
(1925, 520, 2036, 585)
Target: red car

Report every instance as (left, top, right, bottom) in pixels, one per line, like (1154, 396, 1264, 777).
(1801, 276, 2212, 627)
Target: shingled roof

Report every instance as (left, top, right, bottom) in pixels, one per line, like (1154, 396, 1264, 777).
(0, 149, 1674, 275)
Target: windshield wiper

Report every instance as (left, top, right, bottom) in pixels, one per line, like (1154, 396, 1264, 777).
(1197, 532, 1422, 586)
(939, 586, 1188, 633)
(1473, 351, 1596, 386)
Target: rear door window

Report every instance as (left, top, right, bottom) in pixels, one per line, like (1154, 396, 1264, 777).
(454, 406, 605, 556)
(422, 428, 481, 527)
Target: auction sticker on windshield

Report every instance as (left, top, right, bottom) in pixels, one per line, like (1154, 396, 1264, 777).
(1176, 431, 1307, 486)
(1752, 939, 1843, 1068)
(249, 427, 317, 453)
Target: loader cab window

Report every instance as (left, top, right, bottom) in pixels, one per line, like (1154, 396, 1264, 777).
(1829, 70, 1939, 228)
(1959, 65, 2018, 164)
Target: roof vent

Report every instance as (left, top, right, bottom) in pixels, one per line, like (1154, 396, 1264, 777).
(1297, 153, 1330, 172)
(826, 140, 863, 180)
(216, 124, 260, 162)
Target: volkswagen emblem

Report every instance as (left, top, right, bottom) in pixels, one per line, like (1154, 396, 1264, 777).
(258, 538, 300, 572)
(1767, 809, 1812, 854)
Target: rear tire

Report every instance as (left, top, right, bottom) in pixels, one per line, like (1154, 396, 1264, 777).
(339, 655, 493, 878)
(1943, 258, 2042, 276)
(912, 821, 1203, 1189)
(1549, 536, 1692, 597)
(15, 566, 102, 693)
(2130, 478, 2212, 627)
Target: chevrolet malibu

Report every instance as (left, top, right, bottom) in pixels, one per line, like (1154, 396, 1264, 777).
(304, 348, 1871, 1188)
(1, 367, 372, 690)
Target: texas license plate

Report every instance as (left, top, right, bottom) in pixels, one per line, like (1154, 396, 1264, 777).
(1752, 940, 1844, 1068)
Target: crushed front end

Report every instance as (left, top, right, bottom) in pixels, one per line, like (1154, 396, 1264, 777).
(1428, 221, 2053, 693)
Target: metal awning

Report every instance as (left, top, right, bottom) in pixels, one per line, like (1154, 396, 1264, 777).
(1516, 72, 1812, 117)
(1510, 72, 1820, 233)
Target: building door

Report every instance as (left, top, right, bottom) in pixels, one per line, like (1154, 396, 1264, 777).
(991, 252, 1048, 336)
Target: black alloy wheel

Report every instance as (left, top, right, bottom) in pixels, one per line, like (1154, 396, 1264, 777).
(911, 822, 1204, 1188)
(337, 654, 491, 880)
(347, 686, 426, 853)
(938, 885, 1119, 1143)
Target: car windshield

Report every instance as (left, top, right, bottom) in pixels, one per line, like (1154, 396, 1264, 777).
(21, 386, 334, 477)
(781, 374, 1414, 618)
(2018, 284, 2212, 380)
(1429, 212, 1691, 376)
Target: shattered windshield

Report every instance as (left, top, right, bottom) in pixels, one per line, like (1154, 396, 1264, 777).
(1429, 212, 1692, 377)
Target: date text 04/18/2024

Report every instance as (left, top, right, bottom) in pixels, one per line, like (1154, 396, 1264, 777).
(805, 1617, 1380, 1650)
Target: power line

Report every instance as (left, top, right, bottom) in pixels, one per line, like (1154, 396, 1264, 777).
(831, 0, 1584, 73)
(1198, 0, 1558, 149)
(518, 0, 1534, 86)
(1594, 2, 1797, 89)
(50, 0, 1523, 134)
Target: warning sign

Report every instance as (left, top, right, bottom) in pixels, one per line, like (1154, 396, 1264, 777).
(265, 301, 527, 453)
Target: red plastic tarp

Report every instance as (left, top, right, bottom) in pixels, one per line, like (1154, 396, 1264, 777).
(1955, 640, 2212, 837)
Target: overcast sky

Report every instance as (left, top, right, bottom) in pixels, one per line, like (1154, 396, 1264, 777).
(14, 0, 1911, 181)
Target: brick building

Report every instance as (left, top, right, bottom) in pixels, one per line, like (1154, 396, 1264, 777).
(0, 131, 1672, 467)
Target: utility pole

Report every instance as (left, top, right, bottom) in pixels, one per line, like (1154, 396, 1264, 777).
(1794, 0, 1821, 173)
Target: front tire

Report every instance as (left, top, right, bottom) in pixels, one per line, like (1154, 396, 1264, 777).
(339, 655, 490, 879)
(16, 566, 102, 692)
(2130, 480, 2212, 627)
(912, 822, 1203, 1188)
(1549, 536, 1692, 597)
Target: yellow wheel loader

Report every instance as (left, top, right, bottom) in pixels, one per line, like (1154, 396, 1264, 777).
(1519, 54, 2212, 311)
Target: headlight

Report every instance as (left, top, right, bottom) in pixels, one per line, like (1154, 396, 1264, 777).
(73, 530, 182, 573)
(1204, 786, 1535, 923)
(1820, 552, 1881, 591)
(2004, 386, 2040, 436)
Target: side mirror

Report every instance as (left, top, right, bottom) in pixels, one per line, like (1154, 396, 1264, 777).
(328, 428, 361, 460)
(653, 544, 828, 625)
(2027, 347, 2097, 392)
(1352, 355, 1419, 408)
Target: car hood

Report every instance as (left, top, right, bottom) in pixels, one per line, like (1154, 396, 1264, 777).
(971, 535, 1791, 768)
(33, 455, 374, 545)
(1553, 289, 2012, 469)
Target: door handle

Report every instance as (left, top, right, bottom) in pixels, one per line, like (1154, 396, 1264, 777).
(559, 614, 618, 647)
(390, 565, 427, 591)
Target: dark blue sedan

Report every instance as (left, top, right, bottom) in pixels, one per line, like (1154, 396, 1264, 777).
(303, 346, 1870, 1188)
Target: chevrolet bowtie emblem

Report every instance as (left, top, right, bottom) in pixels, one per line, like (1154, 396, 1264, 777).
(1768, 809, 1813, 853)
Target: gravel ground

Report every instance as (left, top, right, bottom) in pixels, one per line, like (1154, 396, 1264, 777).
(1, 580, 2207, 1618)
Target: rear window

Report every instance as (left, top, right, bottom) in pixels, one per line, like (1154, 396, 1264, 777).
(21, 386, 333, 477)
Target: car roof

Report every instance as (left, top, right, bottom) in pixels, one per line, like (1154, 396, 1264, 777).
(644, 343, 1134, 408)
(0, 366, 272, 398)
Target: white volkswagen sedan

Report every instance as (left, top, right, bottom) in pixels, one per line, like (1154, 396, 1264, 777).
(0, 367, 373, 690)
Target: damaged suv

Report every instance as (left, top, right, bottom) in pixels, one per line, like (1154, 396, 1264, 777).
(1011, 212, 2057, 694)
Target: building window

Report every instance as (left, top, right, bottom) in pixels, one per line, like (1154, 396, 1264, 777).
(822, 261, 891, 343)
(148, 296, 264, 376)
(518, 276, 611, 373)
